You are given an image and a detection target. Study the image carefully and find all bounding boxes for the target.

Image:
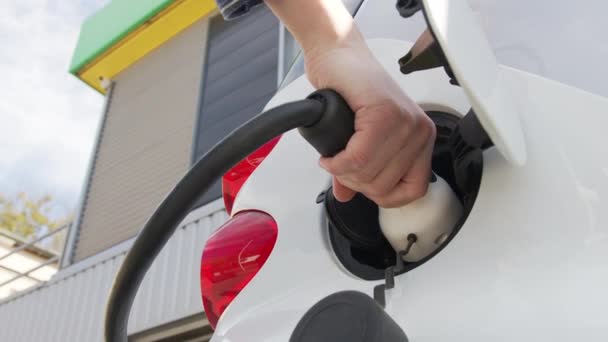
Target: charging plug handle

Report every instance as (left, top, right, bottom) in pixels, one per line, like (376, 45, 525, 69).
(300, 89, 356, 158)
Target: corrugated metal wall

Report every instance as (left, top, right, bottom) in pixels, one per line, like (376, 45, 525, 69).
(73, 19, 209, 262)
(193, 6, 279, 205)
(0, 206, 227, 341)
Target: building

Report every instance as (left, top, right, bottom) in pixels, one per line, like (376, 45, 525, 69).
(0, 0, 301, 340)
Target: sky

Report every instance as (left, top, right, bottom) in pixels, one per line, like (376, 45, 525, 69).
(0, 0, 109, 218)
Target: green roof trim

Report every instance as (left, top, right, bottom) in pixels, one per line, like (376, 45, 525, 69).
(69, 0, 175, 74)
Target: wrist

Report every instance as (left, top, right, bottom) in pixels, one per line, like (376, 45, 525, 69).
(265, 0, 364, 55)
(302, 27, 367, 63)
(296, 2, 362, 54)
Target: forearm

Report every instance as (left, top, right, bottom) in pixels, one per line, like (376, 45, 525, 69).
(264, 0, 364, 55)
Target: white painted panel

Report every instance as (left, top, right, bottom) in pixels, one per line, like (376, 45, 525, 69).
(0, 206, 227, 341)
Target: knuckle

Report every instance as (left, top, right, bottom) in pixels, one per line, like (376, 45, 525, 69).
(406, 183, 429, 202)
(419, 116, 437, 143)
(348, 149, 371, 171)
(402, 109, 416, 127)
(397, 112, 415, 135)
(397, 124, 412, 142)
(401, 119, 425, 146)
(352, 171, 375, 184)
(388, 105, 405, 124)
(372, 180, 393, 197)
(375, 102, 400, 118)
(376, 103, 408, 129)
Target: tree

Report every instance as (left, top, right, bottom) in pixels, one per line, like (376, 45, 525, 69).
(0, 193, 71, 240)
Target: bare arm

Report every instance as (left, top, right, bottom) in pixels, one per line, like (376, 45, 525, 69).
(265, 0, 358, 53)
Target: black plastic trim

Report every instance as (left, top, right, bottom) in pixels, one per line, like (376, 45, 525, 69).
(290, 291, 408, 342)
(396, 0, 422, 18)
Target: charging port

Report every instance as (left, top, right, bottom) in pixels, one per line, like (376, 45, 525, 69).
(324, 110, 485, 280)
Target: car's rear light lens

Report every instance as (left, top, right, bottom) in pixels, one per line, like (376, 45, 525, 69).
(222, 136, 281, 215)
(200, 210, 278, 329)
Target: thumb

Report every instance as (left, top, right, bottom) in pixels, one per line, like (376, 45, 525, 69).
(332, 177, 356, 202)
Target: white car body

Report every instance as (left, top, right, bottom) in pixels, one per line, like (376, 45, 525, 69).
(211, 0, 608, 340)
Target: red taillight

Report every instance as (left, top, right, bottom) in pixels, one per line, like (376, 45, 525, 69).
(222, 136, 281, 215)
(200, 211, 278, 329)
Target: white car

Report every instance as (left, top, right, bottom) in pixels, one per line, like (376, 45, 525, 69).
(159, 0, 608, 341)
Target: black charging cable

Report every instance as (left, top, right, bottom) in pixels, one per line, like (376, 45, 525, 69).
(104, 89, 355, 341)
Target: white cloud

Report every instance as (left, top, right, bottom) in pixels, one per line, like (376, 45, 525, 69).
(0, 0, 109, 218)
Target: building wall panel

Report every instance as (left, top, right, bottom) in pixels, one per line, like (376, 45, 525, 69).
(73, 19, 209, 262)
(0, 206, 226, 341)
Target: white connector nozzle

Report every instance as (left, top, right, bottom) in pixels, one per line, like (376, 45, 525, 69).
(378, 174, 462, 262)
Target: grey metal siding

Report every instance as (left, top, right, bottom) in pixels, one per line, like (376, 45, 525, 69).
(62, 81, 115, 267)
(193, 8, 279, 205)
(0, 205, 227, 341)
(72, 20, 209, 262)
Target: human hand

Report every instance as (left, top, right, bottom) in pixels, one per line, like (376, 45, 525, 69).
(264, 0, 436, 207)
(303, 30, 436, 208)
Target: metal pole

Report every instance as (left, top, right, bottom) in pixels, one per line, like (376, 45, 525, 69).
(0, 256, 59, 288)
(0, 264, 41, 284)
(277, 23, 286, 87)
(0, 225, 68, 262)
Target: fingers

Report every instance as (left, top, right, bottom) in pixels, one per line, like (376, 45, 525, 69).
(369, 132, 435, 208)
(335, 139, 418, 197)
(324, 114, 436, 208)
(331, 177, 356, 202)
(319, 104, 410, 182)
(362, 141, 422, 197)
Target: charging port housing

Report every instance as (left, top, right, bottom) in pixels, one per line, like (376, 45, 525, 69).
(324, 111, 485, 280)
